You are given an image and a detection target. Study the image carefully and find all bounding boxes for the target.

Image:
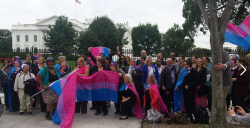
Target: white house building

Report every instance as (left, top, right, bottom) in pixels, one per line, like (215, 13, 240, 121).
(11, 15, 132, 50)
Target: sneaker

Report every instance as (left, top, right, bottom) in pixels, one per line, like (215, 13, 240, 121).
(19, 112, 24, 115)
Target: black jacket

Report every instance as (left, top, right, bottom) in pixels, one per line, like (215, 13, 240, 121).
(160, 66, 176, 90)
(196, 67, 207, 97)
(89, 64, 110, 76)
(124, 66, 143, 91)
(183, 68, 197, 91)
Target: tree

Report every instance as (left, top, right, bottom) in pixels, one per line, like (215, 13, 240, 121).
(190, 47, 211, 58)
(131, 23, 162, 55)
(0, 29, 12, 52)
(182, 0, 250, 36)
(117, 23, 129, 49)
(195, 0, 236, 127)
(77, 29, 101, 52)
(44, 16, 77, 52)
(162, 24, 195, 52)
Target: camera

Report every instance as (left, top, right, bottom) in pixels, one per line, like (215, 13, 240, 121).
(234, 106, 239, 113)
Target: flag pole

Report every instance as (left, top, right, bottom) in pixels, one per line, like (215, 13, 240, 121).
(75, 1, 77, 19)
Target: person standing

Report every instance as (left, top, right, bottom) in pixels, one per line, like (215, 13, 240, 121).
(191, 56, 197, 68)
(24, 54, 33, 72)
(89, 58, 110, 116)
(174, 54, 185, 82)
(37, 57, 61, 120)
(138, 56, 146, 69)
(157, 53, 166, 65)
(75, 58, 89, 114)
(231, 59, 250, 113)
(196, 58, 207, 106)
(54, 56, 70, 71)
(136, 50, 147, 65)
(213, 51, 232, 114)
(182, 59, 197, 116)
(14, 64, 35, 115)
(161, 58, 176, 112)
(8, 59, 22, 112)
(109, 63, 125, 114)
(155, 59, 163, 79)
(170, 52, 177, 64)
(124, 58, 143, 107)
(141, 56, 159, 85)
(32, 57, 46, 111)
(203, 56, 212, 111)
(0, 59, 11, 110)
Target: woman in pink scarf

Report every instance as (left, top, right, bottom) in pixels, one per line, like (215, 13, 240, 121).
(119, 74, 143, 120)
(74, 57, 89, 114)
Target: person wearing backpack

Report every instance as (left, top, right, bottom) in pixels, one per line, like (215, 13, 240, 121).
(37, 57, 61, 120)
(14, 64, 35, 115)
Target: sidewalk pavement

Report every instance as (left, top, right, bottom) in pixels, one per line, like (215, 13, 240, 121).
(0, 93, 241, 128)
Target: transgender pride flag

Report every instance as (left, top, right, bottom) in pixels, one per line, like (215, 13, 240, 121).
(50, 70, 119, 128)
(225, 22, 250, 50)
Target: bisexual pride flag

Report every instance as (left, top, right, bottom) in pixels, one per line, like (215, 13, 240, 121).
(239, 15, 250, 36)
(50, 70, 119, 128)
(90, 47, 110, 65)
(225, 22, 250, 50)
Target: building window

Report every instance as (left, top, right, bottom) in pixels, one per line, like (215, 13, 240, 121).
(17, 35, 20, 42)
(34, 35, 37, 42)
(25, 47, 29, 52)
(17, 47, 20, 52)
(25, 35, 28, 42)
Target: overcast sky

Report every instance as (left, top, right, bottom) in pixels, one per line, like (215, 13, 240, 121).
(0, 0, 236, 48)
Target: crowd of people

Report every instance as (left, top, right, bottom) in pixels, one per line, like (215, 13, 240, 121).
(0, 47, 250, 124)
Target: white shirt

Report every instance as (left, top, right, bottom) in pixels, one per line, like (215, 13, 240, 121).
(148, 66, 154, 76)
(14, 72, 35, 91)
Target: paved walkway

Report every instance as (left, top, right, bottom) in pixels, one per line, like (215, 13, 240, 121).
(0, 93, 241, 128)
(0, 93, 141, 128)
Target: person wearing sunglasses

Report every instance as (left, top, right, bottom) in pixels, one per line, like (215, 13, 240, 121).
(8, 56, 16, 68)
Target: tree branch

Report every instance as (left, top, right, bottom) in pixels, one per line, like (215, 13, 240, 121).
(196, 0, 210, 30)
(206, 5, 226, 12)
(219, 0, 236, 33)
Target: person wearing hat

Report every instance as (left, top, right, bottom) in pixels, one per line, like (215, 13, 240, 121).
(7, 59, 22, 112)
(37, 57, 61, 120)
(14, 64, 35, 115)
(109, 63, 125, 114)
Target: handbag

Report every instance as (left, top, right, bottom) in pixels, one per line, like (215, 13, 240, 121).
(146, 108, 163, 124)
(197, 96, 208, 107)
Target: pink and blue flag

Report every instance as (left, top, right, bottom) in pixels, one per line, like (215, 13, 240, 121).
(50, 70, 119, 128)
(90, 47, 110, 65)
(239, 15, 250, 36)
(225, 22, 250, 50)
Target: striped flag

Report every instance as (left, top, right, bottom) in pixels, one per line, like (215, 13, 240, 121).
(239, 15, 250, 35)
(224, 22, 250, 50)
(76, 0, 81, 4)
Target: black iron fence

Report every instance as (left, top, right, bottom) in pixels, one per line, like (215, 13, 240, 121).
(0, 47, 249, 69)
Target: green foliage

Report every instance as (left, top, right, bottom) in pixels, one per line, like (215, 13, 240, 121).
(0, 29, 12, 52)
(182, 0, 250, 35)
(78, 16, 127, 51)
(131, 23, 162, 56)
(44, 16, 77, 52)
(190, 47, 211, 58)
(162, 24, 195, 53)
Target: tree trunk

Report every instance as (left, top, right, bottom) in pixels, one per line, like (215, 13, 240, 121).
(209, 1, 226, 127)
